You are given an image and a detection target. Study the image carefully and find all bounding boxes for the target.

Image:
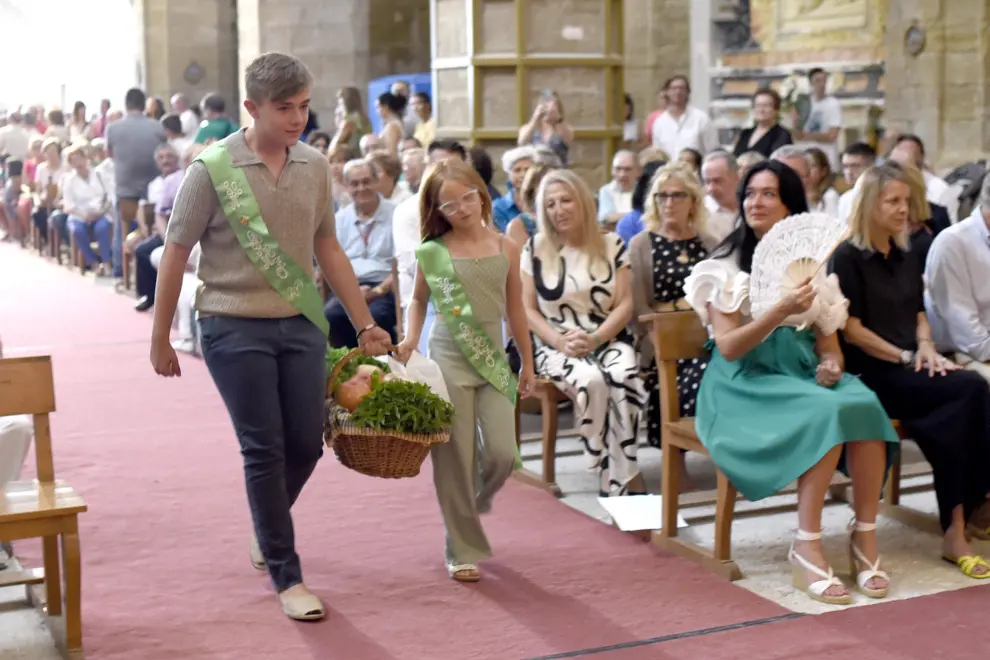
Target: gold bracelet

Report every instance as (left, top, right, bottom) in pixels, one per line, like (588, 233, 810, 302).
(917, 338, 934, 345)
(356, 322, 377, 340)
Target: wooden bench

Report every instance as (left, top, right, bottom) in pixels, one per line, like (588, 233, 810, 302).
(0, 356, 87, 656)
(643, 310, 932, 580)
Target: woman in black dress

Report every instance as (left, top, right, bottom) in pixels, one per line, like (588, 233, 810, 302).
(830, 163, 990, 580)
(733, 89, 793, 159)
(630, 163, 710, 482)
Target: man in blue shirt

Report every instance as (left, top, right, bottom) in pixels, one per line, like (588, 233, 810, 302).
(492, 146, 535, 232)
(325, 159, 397, 347)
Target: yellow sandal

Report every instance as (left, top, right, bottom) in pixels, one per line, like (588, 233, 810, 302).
(942, 554, 990, 579)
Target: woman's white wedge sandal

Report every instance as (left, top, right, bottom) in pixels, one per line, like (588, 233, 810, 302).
(848, 519, 889, 598)
(788, 529, 852, 605)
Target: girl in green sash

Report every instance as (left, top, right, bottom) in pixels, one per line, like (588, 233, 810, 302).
(396, 159, 535, 583)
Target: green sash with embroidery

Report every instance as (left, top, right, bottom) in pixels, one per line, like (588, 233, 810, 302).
(416, 240, 517, 404)
(195, 144, 330, 340)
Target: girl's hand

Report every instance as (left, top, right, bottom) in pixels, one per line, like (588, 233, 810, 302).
(816, 355, 842, 388)
(517, 365, 536, 399)
(393, 339, 416, 364)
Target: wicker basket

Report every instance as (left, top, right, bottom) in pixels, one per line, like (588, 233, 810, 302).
(324, 347, 449, 479)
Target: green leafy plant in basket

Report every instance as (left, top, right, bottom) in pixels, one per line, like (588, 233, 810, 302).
(350, 376, 454, 436)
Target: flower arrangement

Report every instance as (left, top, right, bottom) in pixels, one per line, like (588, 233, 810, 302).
(778, 73, 811, 111)
(778, 73, 812, 130)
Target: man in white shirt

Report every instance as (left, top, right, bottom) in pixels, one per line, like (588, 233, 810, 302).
(650, 75, 720, 158)
(925, 175, 990, 380)
(62, 143, 113, 274)
(837, 142, 876, 222)
(888, 134, 959, 223)
(793, 68, 843, 170)
(700, 150, 740, 243)
(169, 93, 201, 138)
(0, 111, 30, 169)
(597, 150, 637, 228)
(392, 139, 467, 353)
(161, 113, 193, 162)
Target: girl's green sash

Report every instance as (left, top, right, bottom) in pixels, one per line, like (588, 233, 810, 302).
(195, 144, 329, 338)
(416, 240, 517, 404)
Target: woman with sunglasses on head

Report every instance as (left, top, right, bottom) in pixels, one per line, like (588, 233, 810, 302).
(395, 159, 534, 584)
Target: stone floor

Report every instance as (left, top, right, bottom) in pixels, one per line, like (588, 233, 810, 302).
(516, 408, 986, 615)
(0, 375, 984, 657)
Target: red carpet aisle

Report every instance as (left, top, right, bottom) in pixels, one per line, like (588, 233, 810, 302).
(593, 586, 987, 659)
(0, 245, 786, 659)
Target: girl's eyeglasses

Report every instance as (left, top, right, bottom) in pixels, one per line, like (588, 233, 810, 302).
(438, 189, 480, 217)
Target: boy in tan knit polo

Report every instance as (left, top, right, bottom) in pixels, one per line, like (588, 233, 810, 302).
(150, 52, 391, 621)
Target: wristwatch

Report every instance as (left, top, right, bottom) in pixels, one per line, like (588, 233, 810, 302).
(900, 349, 915, 365)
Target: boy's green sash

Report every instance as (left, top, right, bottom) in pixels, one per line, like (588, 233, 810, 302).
(195, 144, 329, 338)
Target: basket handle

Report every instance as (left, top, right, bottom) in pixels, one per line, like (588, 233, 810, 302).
(327, 345, 396, 391)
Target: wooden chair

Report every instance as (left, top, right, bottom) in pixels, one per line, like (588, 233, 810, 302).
(644, 311, 925, 580)
(513, 378, 567, 497)
(0, 356, 86, 656)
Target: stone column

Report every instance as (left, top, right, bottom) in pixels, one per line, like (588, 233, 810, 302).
(431, 0, 625, 187)
(134, 0, 239, 109)
(884, 0, 990, 169)
(236, 0, 431, 126)
(624, 0, 692, 128)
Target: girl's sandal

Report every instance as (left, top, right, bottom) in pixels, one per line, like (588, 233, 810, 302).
(447, 563, 481, 583)
(942, 554, 990, 579)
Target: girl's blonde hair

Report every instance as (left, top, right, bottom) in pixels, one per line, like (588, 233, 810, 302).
(642, 162, 707, 234)
(847, 163, 913, 252)
(418, 158, 493, 241)
(534, 169, 606, 273)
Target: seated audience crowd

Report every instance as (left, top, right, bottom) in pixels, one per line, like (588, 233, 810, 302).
(4, 77, 990, 604)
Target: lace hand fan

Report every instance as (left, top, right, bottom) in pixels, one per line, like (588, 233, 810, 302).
(749, 212, 848, 327)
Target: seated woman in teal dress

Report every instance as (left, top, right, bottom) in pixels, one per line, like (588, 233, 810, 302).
(683, 160, 900, 606)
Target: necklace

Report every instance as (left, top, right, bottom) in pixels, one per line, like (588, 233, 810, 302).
(658, 230, 693, 264)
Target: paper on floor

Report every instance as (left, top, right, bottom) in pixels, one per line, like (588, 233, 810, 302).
(597, 495, 688, 531)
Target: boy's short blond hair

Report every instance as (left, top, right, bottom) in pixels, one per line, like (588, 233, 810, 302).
(244, 52, 313, 104)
